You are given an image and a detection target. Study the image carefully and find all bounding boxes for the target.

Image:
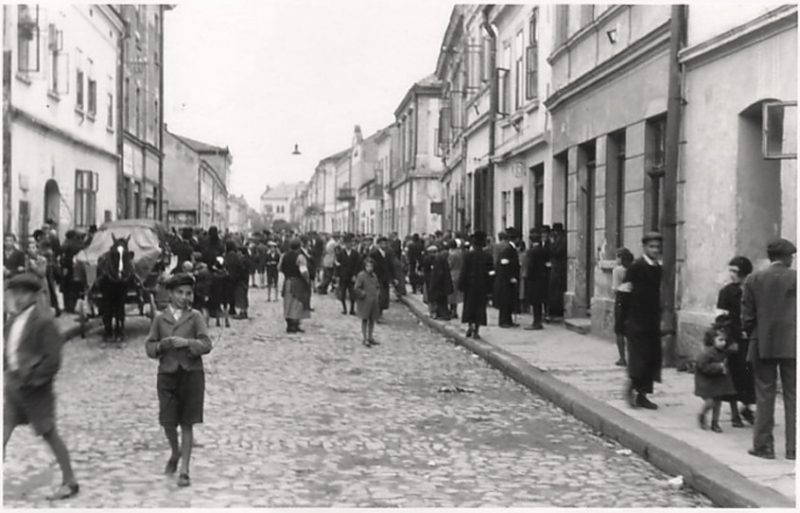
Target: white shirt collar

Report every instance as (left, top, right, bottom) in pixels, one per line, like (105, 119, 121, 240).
(169, 304, 185, 321)
(509, 241, 517, 250)
(642, 254, 661, 267)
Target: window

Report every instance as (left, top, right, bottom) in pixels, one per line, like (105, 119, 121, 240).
(75, 65, 84, 110)
(133, 182, 141, 218)
(533, 164, 544, 228)
(555, 5, 569, 46)
(124, 77, 130, 130)
(526, 10, 539, 101)
(467, 39, 482, 91)
(154, 99, 159, 143)
(434, 129, 442, 157)
(501, 191, 510, 227)
(515, 30, 524, 110)
(497, 43, 512, 116)
(107, 92, 114, 128)
(481, 36, 491, 83)
(646, 116, 667, 232)
(87, 77, 97, 116)
(74, 170, 98, 227)
(135, 87, 141, 137)
(17, 5, 40, 73)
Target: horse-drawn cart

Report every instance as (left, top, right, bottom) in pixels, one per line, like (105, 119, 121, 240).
(74, 219, 172, 339)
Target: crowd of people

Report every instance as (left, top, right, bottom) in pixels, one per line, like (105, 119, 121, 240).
(2, 220, 795, 499)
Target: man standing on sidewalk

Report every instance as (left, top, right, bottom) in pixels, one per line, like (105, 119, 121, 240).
(622, 232, 663, 410)
(742, 238, 796, 461)
(495, 228, 521, 328)
(524, 229, 549, 331)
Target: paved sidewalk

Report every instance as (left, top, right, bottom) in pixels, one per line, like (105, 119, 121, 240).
(400, 293, 795, 508)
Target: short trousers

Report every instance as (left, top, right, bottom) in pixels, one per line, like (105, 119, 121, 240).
(157, 370, 205, 427)
(4, 382, 56, 436)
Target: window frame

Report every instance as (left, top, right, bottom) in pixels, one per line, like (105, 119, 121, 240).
(17, 5, 40, 74)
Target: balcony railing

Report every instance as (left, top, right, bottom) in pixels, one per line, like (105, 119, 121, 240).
(336, 187, 355, 201)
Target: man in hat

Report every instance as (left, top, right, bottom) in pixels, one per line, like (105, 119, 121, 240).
(370, 237, 395, 321)
(622, 232, 663, 409)
(547, 223, 567, 320)
(524, 229, 549, 330)
(495, 228, 521, 328)
(335, 234, 361, 315)
(742, 238, 796, 460)
(264, 241, 281, 302)
(459, 231, 495, 338)
(4, 273, 79, 500)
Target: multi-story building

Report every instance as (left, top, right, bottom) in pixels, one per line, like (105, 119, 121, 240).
(163, 129, 229, 230)
(290, 186, 307, 228)
(116, 4, 169, 221)
(3, 4, 124, 241)
(374, 125, 397, 235)
(489, 4, 552, 237)
(391, 75, 445, 238)
(675, 4, 797, 354)
(544, 5, 673, 326)
(307, 148, 348, 233)
(260, 182, 303, 225)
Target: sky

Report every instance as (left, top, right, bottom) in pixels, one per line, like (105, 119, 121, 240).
(164, 0, 454, 210)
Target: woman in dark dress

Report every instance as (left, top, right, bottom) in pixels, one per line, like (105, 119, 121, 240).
(429, 245, 453, 320)
(458, 232, 495, 339)
(716, 255, 756, 427)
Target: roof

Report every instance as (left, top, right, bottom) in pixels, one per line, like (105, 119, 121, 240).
(394, 74, 444, 117)
(319, 147, 351, 165)
(260, 182, 305, 200)
(173, 133, 229, 155)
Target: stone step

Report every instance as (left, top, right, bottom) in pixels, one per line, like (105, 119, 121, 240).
(564, 317, 592, 335)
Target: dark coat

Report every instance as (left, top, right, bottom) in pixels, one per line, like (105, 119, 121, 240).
(3, 303, 63, 389)
(623, 257, 662, 387)
(369, 249, 393, 288)
(524, 243, 549, 304)
(429, 252, 453, 303)
(742, 262, 796, 361)
(4, 248, 27, 277)
(717, 282, 755, 404)
(145, 308, 212, 373)
(694, 346, 736, 399)
(336, 248, 361, 283)
(459, 248, 494, 325)
(494, 243, 520, 311)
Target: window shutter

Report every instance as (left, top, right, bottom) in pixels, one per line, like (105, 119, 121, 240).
(526, 44, 538, 100)
(496, 68, 510, 116)
(55, 52, 69, 94)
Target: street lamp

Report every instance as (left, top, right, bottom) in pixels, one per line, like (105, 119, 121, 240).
(291, 143, 301, 155)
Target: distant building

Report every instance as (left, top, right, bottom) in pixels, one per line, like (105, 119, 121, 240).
(2, 5, 124, 241)
(163, 128, 229, 230)
(260, 182, 304, 226)
(227, 194, 251, 234)
(391, 75, 445, 237)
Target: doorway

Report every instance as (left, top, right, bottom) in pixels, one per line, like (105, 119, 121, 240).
(579, 141, 596, 316)
(530, 163, 544, 228)
(43, 179, 60, 227)
(513, 187, 523, 234)
(18, 200, 30, 248)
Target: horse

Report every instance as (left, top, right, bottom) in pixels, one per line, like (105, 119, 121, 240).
(96, 234, 135, 341)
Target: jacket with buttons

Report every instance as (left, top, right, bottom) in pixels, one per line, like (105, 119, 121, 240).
(145, 308, 212, 373)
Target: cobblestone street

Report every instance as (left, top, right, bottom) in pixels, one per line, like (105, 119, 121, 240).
(3, 288, 713, 507)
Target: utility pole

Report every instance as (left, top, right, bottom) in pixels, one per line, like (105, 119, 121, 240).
(662, 5, 686, 367)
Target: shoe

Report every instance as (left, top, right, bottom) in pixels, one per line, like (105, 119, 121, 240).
(342, 310, 348, 315)
(635, 394, 658, 410)
(615, 358, 627, 367)
(46, 482, 79, 501)
(748, 447, 776, 460)
(369, 339, 379, 346)
(741, 407, 755, 425)
(466, 328, 474, 338)
(787, 450, 795, 460)
(710, 422, 723, 433)
(472, 331, 480, 339)
(225, 320, 231, 328)
(499, 323, 514, 329)
(523, 325, 538, 331)
(731, 417, 745, 428)
(624, 383, 637, 408)
(362, 340, 371, 347)
(177, 473, 191, 487)
(296, 327, 305, 333)
(165, 456, 179, 475)
(698, 413, 707, 430)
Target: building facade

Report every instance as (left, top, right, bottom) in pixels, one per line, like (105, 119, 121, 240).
(391, 75, 445, 238)
(227, 194, 251, 234)
(674, 4, 797, 355)
(3, 4, 124, 241)
(116, 4, 168, 222)
(260, 182, 303, 226)
(163, 129, 228, 230)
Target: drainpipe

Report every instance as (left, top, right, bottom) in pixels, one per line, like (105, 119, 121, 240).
(157, 6, 165, 221)
(117, 12, 126, 220)
(662, 5, 686, 367)
(481, 6, 497, 237)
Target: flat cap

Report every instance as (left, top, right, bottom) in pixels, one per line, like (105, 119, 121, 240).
(767, 238, 796, 257)
(505, 227, 519, 238)
(642, 231, 663, 243)
(165, 273, 196, 290)
(5, 273, 42, 292)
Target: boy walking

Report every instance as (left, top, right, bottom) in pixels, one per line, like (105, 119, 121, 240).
(354, 257, 381, 347)
(145, 273, 212, 487)
(4, 273, 79, 500)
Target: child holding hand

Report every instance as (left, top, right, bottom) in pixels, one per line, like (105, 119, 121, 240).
(695, 322, 736, 433)
(145, 273, 212, 487)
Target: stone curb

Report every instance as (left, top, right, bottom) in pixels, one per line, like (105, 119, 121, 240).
(400, 296, 795, 509)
